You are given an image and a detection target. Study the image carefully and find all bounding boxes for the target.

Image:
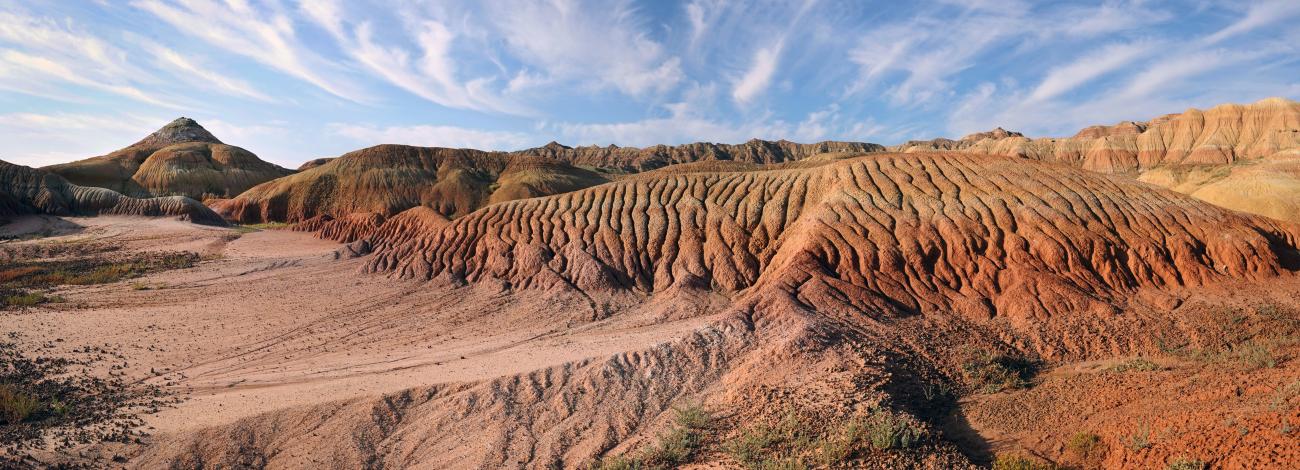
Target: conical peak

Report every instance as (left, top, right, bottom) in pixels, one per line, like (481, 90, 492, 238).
(133, 117, 223, 148)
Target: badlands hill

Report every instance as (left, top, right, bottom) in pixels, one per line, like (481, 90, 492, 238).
(366, 151, 1299, 324)
(518, 138, 883, 171)
(137, 151, 1300, 469)
(209, 144, 611, 238)
(892, 97, 1300, 222)
(43, 118, 292, 200)
(0, 158, 225, 225)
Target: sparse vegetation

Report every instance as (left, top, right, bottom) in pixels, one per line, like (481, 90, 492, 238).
(1066, 432, 1104, 462)
(0, 336, 179, 452)
(1271, 379, 1300, 411)
(0, 250, 197, 310)
(991, 453, 1060, 470)
(1109, 357, 1162, 373)
(1165, 456, 1206, 470)
(960, 348, 1038, 393)
(236, 222, 292, 233)
(0, 384, 39, 425)
(592, 403, 714, 470)
(722, 407, 925, 469)
(0, 291, 61, 308)
(1123, 422, 1151, 451)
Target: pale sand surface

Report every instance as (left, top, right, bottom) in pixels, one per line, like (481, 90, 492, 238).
(5, 216, 719, 437)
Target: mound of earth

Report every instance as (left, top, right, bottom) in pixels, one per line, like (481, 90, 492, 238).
(518, 138, 883, 171)
(367, 151, 1299, 332)
(891, 97, 1300, 223)
(210, 145, 611, 230)
(43, 118, 292, 200)
(107, 152, 1300, 469)
(0, 159, 225, 225)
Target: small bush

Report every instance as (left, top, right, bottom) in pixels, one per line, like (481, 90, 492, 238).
(961, 349, 1037, 393)
(1123, 422, 1151, 451)
(1165, 456, 1205, 470)
(1066, 432, 1103, 461)
(1271, 379, 1300, 411)
(0, 384, 40, 425)
(1230, 341, 1276, 370)
(725, 421, 788, 467)
(596, 403, 714, 469)
(2, 292, 50, 308)
(991, 453, 1060, 470)
(862, 409, 923, 450)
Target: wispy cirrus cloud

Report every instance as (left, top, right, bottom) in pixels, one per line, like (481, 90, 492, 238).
(298, 0, 530, 115)
(133, 0, 366, 103)
(1029, 41, 1156, 102)
(485, 0, 683, 96)
(0, 10, 185, 108)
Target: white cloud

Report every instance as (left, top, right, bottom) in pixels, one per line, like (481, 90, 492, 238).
(328, 123, 532, 151)
(731, 41, 783, 105)
(486, 0, 683, 96)
(133, 0, 365, 102)
(133, 38, 276, 103)
(299, 0, 530, 115)
(0, 11, 186, 108)
(1204, 0, 1300, 45)
(0, 112, 167, 166)
(1029, 41, 1154, 102)
(550, 104, 874, 147)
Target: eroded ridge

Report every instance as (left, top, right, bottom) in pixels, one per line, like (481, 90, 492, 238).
(1, 159, 226, 225)
(369, 152, 1300, 323)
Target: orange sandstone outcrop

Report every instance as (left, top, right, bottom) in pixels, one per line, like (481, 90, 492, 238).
(892, 97, 1300, 222)
(891, 97, 1300, 173)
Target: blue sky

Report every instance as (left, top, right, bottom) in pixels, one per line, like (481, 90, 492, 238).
(1, 0, 1298, 167)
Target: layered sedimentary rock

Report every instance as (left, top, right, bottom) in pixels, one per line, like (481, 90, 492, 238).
(892, 97, 1300, 222)
(367, 152, 1300, 326)
(891, 97, 1300, 173)
(210, 145, 611, 227)
(44, 118, 292, 200)
(517, 139, 884, 171)
(0, 159, 225, 225)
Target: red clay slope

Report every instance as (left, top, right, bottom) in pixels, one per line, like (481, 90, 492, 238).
(367, 152, 1300, 330)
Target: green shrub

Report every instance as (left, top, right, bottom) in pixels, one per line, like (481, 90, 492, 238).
(0, 384, 40, 424)
(862, 409, 923, 450)
(2, 291, 50, 307)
